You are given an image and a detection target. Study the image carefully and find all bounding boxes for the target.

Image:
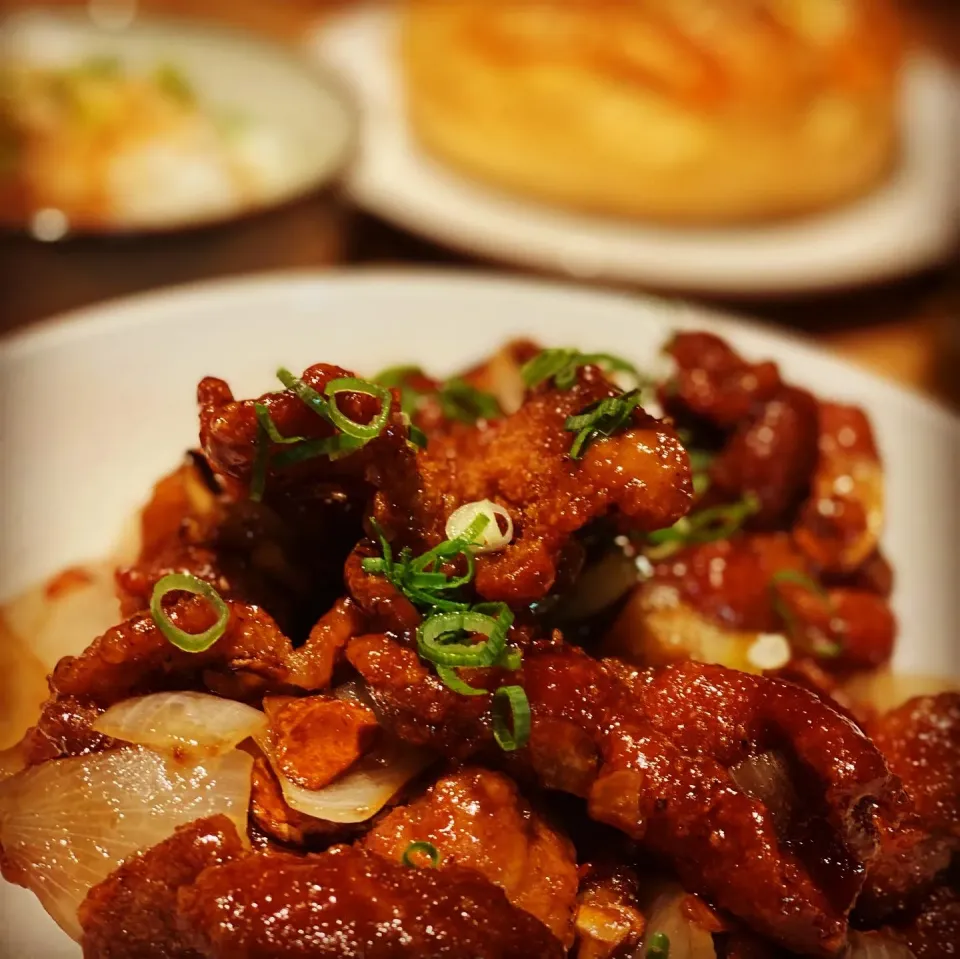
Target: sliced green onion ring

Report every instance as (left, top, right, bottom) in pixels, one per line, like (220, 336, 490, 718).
(417, 607, 511, 667)
(324, 377, 392, 440)
(566, 391, 643, 460)
(149, 573, 230, 653)
(401, 841, 440, 868)
(646, 931, 671, 959)
(492, 685, 531, 751)
(522, 348, 643, 390)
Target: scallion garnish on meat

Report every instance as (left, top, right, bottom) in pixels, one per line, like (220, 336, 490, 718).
(770, 569, 843, 658)
(401, 841, 441, 868)
(522, 348, 643, 391)
(492, 685, 531, 751)
(642, 493, 760, 559)
(565, 390, 644, 460)
(362, 515, 490, 611)
(417, 604, 514, 668)
(324, 377, 393, 440)
(149, 572, 230, 653)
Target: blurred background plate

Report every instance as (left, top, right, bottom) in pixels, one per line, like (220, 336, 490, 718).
(1, 7, 356, 234)
(309, 2, 959, 296)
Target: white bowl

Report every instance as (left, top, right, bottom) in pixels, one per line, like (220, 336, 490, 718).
(1, 270, 958, 955)
(0, 9, 355, 234)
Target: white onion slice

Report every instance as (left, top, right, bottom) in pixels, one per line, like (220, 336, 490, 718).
(256, 718, 432, 824)
(729, 751, 796, 834)
(445, 500, 514, 554)
(633, 883, 716, 959)
(93, 691, 267, 760)
(847, 931, 917, 959)
(0, 746, 253, 941)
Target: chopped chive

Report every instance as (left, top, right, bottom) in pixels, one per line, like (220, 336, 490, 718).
(565, 390, 644, 460)
(522, 348, 645, 391)
(769, 570, 843, 659)
(438, 378, 500, 424)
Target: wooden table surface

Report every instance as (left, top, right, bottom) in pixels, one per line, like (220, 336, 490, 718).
(1, 0, 958, 408)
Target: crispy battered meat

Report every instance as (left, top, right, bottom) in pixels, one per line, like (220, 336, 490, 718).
(858, 694, 960, 921)
(641, 533, 896, 673)
(870, 694, 960, 836)
(50, 596, 294, 707)
(79, 815, 245, 959)
(350, 635, 897, 954)
(886, 883, 960, 959)
(17, 697, 117, 767)
(198, 367, 413, 495)
(249, 756, 354, 849)
(708, 385, 820, 526)
(371, 368, 692, 606)
(794, 404, 884, 575)
(176, 845, 565, 958)
(574, 864, 646, 959)
(663, 331, 782, 428)
(364, 766, 579, 945)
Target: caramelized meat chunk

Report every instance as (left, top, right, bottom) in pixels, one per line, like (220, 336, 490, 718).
(79, 815, 244, 959)
(177, 846, 565, 958)
(263, 695, 380, 789)
(887, 883, 960, 959)
(663, 331, 782, 428)
(352, 637, 897, 955)
(374, 369, 692, 606)
(871, 693, 960, 836)
(18, 697, 117, 767)
(574, 864, 646, 959)
(708, 385, 820, 526)
(364, 766, 579, 945)
(794, 403, 884, 575)
(50, 596, 295, 706)
(859, 694, 960, 921)
(249, 756, 351, 849)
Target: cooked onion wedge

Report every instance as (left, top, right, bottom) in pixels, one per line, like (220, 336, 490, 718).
(634, 883, 717, 959)
(93, 691, 267, 760)
(847, 931, 916, 959)
(0, 746, 252, 941)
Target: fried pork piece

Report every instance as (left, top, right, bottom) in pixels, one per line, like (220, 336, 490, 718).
(79, 815, 245, 959)
(198, 365, 414, 496)
(177, 845, 565, 958)
(17, 696, 118, 766)
(371, 366, 692, 607)
(663, 331, 782, 428)
(858, 694, 960, 922)
(350, 638, 897, 955)
(886, 882, 960, 959)
(49, 594, 312, 709)
(794, 403, 884, 575)
(249, 756, 353, 849)
(118, 454, 367, 641)
(708, 384, 820, 527)
(574, 864, 646, 959)
(606, 533, 896, 675)
(363, 766, 579, 945)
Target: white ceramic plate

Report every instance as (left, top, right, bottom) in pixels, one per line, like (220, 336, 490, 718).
(1, 270, 958, 956)
(0, 9, 355, 234)
(309, 3, 960, 295)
